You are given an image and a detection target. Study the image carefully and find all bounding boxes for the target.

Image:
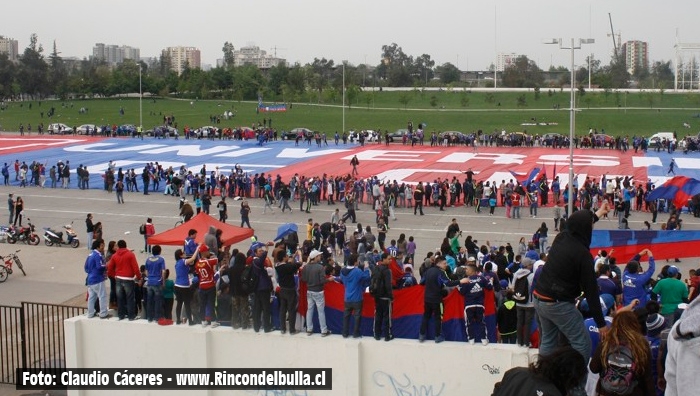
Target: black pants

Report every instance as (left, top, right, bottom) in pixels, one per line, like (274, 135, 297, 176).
(174, 286, 192, 324)
(374, 298, 392, 339)
(278, 288, 297, 332)
(252, 290, 272, 332)
(420, 301, 443, 337)
(414, 201, 423, 215)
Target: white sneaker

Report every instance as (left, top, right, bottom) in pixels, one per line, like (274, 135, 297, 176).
(481, 339, 489, 346)
(468, 339, 475, 345)
(202, 322, 210, 328)
(210, 321, 220, 328)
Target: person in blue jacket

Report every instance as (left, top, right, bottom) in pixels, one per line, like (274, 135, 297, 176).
(621, 248, 656, 306)
(336, 253, 371, 338)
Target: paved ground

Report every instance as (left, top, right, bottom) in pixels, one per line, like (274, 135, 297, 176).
(0, 184, 699, 396)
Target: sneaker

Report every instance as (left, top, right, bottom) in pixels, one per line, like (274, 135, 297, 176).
(202, 322, 210, 328)
(289, 330, 297, 335)
(307, 332, 314, 336)
(419, 334, 426, 343)
(374, 335, 381, 341)
(321, 331, 331, 337)
(281, 330, 287, 335)
(435, 335, 445, 344)
(384, 335, 394, 342)
(468, 339, 475, 345)
(210, 322, 220, 328)
(481, 339, 489, 346)
(99, 314, 113, 320)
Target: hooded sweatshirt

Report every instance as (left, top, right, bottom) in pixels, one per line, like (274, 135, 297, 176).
(204, 225, 218, 253)
(113, 248, 141, 281)
(534, 209, 606, 328)
(663, 298, 700, 396)
(339, 265, 371, 303)
(513, 267, 534, 308)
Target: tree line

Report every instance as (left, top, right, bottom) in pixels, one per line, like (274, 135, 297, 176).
(0, 36, 680, 103)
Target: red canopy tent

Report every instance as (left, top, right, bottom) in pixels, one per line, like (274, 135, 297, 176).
(147, 212, 254, 247)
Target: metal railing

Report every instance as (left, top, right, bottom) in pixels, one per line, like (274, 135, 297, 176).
(0, 302, 86, 384)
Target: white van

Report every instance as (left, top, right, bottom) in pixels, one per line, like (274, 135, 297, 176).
(648, 132, 676, 148)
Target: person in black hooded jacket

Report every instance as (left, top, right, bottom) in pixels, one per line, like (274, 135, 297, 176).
(533, 202, 610, 391)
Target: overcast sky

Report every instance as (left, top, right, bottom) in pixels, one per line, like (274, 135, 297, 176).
(4, 0, 700, 70)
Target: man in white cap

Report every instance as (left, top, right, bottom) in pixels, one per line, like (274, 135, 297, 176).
(301, 249, 331, 336)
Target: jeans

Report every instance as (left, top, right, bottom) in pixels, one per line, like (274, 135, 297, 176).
(145, 285, 163, 321)
(539, 237, 548, 254)
(116, 190, 124, 203)
(534, 298, 591, 361)
(516, 305, 535, 346)
(199, 287, 216, 323)
(116, 278, 137, 320)
(252, 290, 272, 332)
(86, 231, 93, 251)
(87, 281, 108, 318)
(306, 290, 327, 333)
(512, 206, 520, 219)
(343, 300, 363, 337)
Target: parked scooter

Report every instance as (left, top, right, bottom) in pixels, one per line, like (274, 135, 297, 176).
(7, 218, 40, 245)
(43, 222, 80, 248)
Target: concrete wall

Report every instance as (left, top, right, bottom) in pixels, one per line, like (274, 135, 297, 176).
(65, 317, 530, 396)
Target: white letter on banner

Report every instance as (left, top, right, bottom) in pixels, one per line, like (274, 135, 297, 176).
(343, 150, 439, 162)
(437, 153, 525, 165)
(64, 143, 165, 152)
(539, 154, 618, 167)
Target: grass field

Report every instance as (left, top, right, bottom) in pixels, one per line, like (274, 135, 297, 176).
(1, 90, 700, 138)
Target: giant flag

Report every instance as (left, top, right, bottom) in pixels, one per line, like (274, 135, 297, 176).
(590, 229, 700, 263)
(646, 176, 700, 209)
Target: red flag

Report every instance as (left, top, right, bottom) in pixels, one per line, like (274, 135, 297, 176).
(552, 163, 557, 179)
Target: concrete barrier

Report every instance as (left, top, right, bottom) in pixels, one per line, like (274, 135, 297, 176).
(65, 316, 531, 396)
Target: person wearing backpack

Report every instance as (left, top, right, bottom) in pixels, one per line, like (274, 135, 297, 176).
(513, 257, 535, 348)
(589, 310, 655, 396)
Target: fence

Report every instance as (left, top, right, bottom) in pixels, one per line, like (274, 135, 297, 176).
(0, 302, 86, 384)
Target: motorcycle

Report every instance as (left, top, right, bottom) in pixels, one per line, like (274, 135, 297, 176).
(43, 222, 80, 248)
(7, 218, 40, 245)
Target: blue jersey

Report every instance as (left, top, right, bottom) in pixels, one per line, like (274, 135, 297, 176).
(459, 275, 492, 306)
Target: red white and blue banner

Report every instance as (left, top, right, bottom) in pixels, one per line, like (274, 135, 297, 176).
(590, 229, 700, 262)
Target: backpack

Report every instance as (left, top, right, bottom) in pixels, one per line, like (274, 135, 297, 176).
(369, 267, 383, 296)
(139, 223, 146, 235)
(531, 232, 540, 246)
(240, 264, 259, 294)
(599, 345, 638, 396)
(512, 275, 530, 303)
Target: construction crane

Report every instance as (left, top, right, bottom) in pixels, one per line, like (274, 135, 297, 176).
(608, 13, 620, 57)
(270, 46, 287, 57)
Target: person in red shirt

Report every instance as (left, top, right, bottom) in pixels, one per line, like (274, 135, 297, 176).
(511, 192, 521, 219)
(194, 244, 220, 327)
(143, 218, 155, 254)
(111, 240, 141, 320)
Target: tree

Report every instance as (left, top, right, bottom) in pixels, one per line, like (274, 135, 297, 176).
(414, 54, 435, 86)
(0, 53, 17, 99)
(345, 84, 360, 108)
(650, 60, 674, 89)
(266, 62, 289, 97)
(436, 62, 461, 84)
(17, 33, 48, 99)
(460, 92, 470, 107)
(429, 94, 438, 108)
(501, 56, 544, 88)
(48, 40, 67, 98)
(380, 43, 413, 87)
(398, 92, 411, 109)
(222, 42, 235, 69)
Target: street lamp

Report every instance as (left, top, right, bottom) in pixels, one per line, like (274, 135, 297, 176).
(342, 62, 345, 137)
(545, 38, 594, 218)
(139, 64, 143, 132)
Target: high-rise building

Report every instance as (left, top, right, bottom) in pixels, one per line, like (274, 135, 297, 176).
(0, 36, 19, 61)
(162, 46, 201, 75)
(622, 40, 648, 75)
(231, 46, 285, 69)
(92, 43, 140, 66)
(496, 53, 523, 72)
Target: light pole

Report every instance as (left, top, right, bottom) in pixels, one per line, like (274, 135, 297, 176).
(139, 64, 143, 131)
(545, 38, 594, 218)
(342, 62, 345, 136)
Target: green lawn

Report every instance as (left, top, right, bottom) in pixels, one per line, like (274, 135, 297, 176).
(1, 91, 699, 138)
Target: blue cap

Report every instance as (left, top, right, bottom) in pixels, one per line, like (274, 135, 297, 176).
(667, 266, 679, 277)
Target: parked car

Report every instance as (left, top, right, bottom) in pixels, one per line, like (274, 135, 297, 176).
(593, 134, 615, 147)
(76, 124, 101, 135)
(196, 126, 220, 138)
(541, 133, 565, 146)
(146, 125, 178, 138)
(647, 132, 676, 148)
(47, 123, 73, 135)
(386, 129, 408, 142)
(348, 129, 378, 143)
(282, 127, 314, 140)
